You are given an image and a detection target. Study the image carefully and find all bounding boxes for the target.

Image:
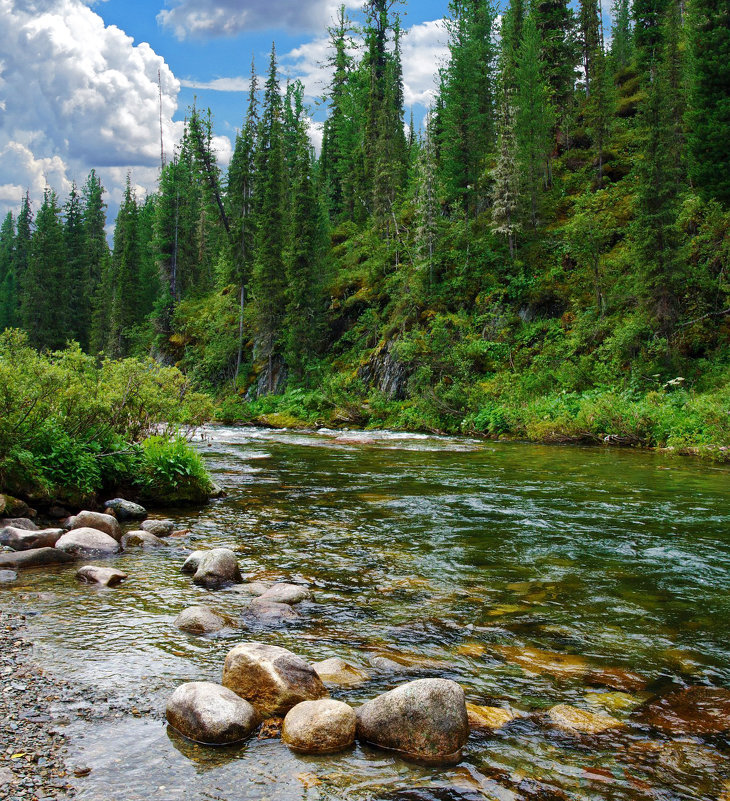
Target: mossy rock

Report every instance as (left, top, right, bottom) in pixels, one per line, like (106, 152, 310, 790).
(257, 412, 311, 430)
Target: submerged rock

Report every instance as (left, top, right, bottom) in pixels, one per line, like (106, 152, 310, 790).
(636, 686, 730, 735)
(0, 518, 38, 531)
(246, 598, 301, 625)
(313, 657, 370, 687)
(380, 790, 490, 801)
(466, 703, 517, 730)
(166, 682, 257, 745)
(545, 704, 623, 735)
(71, 511, 121, 542)
(104, 498, 147, 521)
(56, 528, 121, 557)
(0, 570, 17, 582)
(222, 642, 328, 719)
(258, 582, 311, 605)
(140, 519, 175, 537)
(282, 699, 356, 754)
(494, 645, 589, 680)
(174, 605, 232, 635)
(121, 530, 165, 549)
(233, 581, 271, 597)
(0, 526, 63, 551)
(585, 667, 648, 693)
(0, 547, 75, 569)
(356, 679, 470, 765)
(76, 566, 128, 587)
(191, 549, 243, 589)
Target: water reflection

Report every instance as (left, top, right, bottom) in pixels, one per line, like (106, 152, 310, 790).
(4, 427, 730, 800)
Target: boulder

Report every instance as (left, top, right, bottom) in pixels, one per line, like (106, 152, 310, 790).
(246, 598, 301, 625)
(56, 528, 121, 558)
(174, 605, 232, 635)
(0, 518, 38, 531)
(233, 581, 271, 596)
(104, 498, 147, 521)
(0, 547, 75, 569)
(356, 679, 470, 765)
(71, 511, 121, 542)
(76, 566, 128, 587)
(192, 549, 243, 589)
(282, 699, 356, 754)
(545, 704, 623, 735)
(466, 703, 517, 730)
(636, 686, 730, 735)
(0, 494, 35, 518)
(181, 551, 205, 574)
(166, 682, 257, 745)
(140, 519, 175, 538)
(0, 526, 63, 551)
(121, 531, 165, 549)
(222, 642, 329, 718)
(0, 570, 17, 583)
(313, 657, 370, 687)
(258, 582, 311, 605)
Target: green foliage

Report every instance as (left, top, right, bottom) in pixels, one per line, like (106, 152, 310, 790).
(135, 436, 213, 503)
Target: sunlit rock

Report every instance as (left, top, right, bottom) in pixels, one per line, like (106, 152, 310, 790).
(175, 605, 232, 635)
(356, 678, 469, 765)
(76, 565, 128, 587)
(190, 548, 243, 589)
(0, 518, 38, 531)
(246, 598, 301, 625)
(466, 703, 517, 730)
(585, 691, 645, 716)
(636, 686, 730, 735)
(181, 550, 205, 574)
(140, 519, 175, 537)
(55, 528, 121, 557)
(313, 657, 370, 687)
(222, 642, 328, 718)
(166, 682, 256, 745)
(545, 704, 623, 735)
(282, 699, 356, 754)
(71, 511, 121, 542)
(0, 526, 63, 551)
(258, 582, 310, 605)
(104, 498, 147, 521)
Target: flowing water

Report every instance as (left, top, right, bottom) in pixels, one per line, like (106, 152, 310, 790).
(4, 427, 730, 800)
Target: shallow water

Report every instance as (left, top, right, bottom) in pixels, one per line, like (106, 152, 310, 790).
(4, 427, 730, 800)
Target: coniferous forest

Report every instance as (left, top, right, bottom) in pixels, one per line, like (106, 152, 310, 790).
(1, 0, 729, 456)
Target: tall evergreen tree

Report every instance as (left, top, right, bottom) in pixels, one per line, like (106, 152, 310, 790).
(534, 0, 578, 116)
(63, 183, 89, 347)
(81, 169, 108, 345)
(634, 0, 669, 73)
(686, 0, 730, 204)
(14, 193, 33, 308)
(0, 213, 16, 330)
(20, 189, 68, 350)
(584, 47, 618, 187)
(610, 0, 634, 70)
(491, 102, 521, 257)
(515, 14, 555, 230)
(579, 0, 601, 95)
(252, 44, 287, 390)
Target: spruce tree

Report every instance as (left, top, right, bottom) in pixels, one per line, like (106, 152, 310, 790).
(687, 0, 730, 204)
(634, 0, 670, 73)
(15, 193, 33, 306)
(0, 213, 16, 330)
(579, 0, 601, 95)
(252, 44, 287, 391)
(491, 101, 521, 258)
(20, 189, 68, 350)
(81, 170, 108, 344)
(64, 182, 88, 346)
(584, 47, 617, 187)
(515, 14, 555, 230)
(610, 0, 633, 70)
(534, 0, 578, 116)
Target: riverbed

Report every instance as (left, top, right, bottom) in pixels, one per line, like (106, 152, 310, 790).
(3, 427, 730, 800)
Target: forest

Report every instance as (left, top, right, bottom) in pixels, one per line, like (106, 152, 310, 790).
(0, 0, 728, 457)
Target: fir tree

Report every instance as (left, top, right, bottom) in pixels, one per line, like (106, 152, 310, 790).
(0, 213, 16, 330)
(686, 0, 730, 204)
(534, 0, 578, 116)
(579, 0, 601, 95)
(81, 169, 108, 336)
(634, 0, 670, 72)
(63, 183, 88, 347)
(610, 0, 634, 70)
(491, 101, 521, 258)
(584, 47, 617, 187)
(415, 119, 440, 285)
(15, 193, 33, 305)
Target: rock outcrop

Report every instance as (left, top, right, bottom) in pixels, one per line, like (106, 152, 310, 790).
(356, 679, 470, 765)
(222, 642, 328, 719)
(282, 699, 356, 754)
(166, 682, 257, 745)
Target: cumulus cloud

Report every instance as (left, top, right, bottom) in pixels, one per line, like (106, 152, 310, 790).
(401, 19, 448, 108)
(158, 0, 359, 41)
(0, 0, 189, 220)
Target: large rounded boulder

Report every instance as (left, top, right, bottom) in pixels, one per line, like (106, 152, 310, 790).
(191, 549, 243, 589)
(104, 498, 147, 521)
(356, 679, 469, 765)
(121, 531, 165, 549)
(282, 699, 356, 754)
(166, 682, 257, 745)
(0, 526, 63, 551)
(71, 511, 121, 542)
(141, 519, 175, 538)
(174, 605, 233, 635)
(55, 528, 121, 557)
(222, 642, 328, 719)
(258, 583, 311, 605)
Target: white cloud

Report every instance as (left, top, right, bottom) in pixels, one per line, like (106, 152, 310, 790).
(158, 0, 360, 41)
(401, 19, 448, 108)
(180, 76, 252, 92)
(0, 0, 193, 221)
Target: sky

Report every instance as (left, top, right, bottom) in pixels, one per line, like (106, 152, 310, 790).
(0, 0, 452, 227)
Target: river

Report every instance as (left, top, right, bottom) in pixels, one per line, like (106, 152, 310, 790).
(5, 427, 730, 800)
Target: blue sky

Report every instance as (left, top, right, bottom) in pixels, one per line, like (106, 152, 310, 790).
(0, 0, 452, 225)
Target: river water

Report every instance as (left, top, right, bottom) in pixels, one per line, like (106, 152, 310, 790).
(5, 427, 730, 800)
